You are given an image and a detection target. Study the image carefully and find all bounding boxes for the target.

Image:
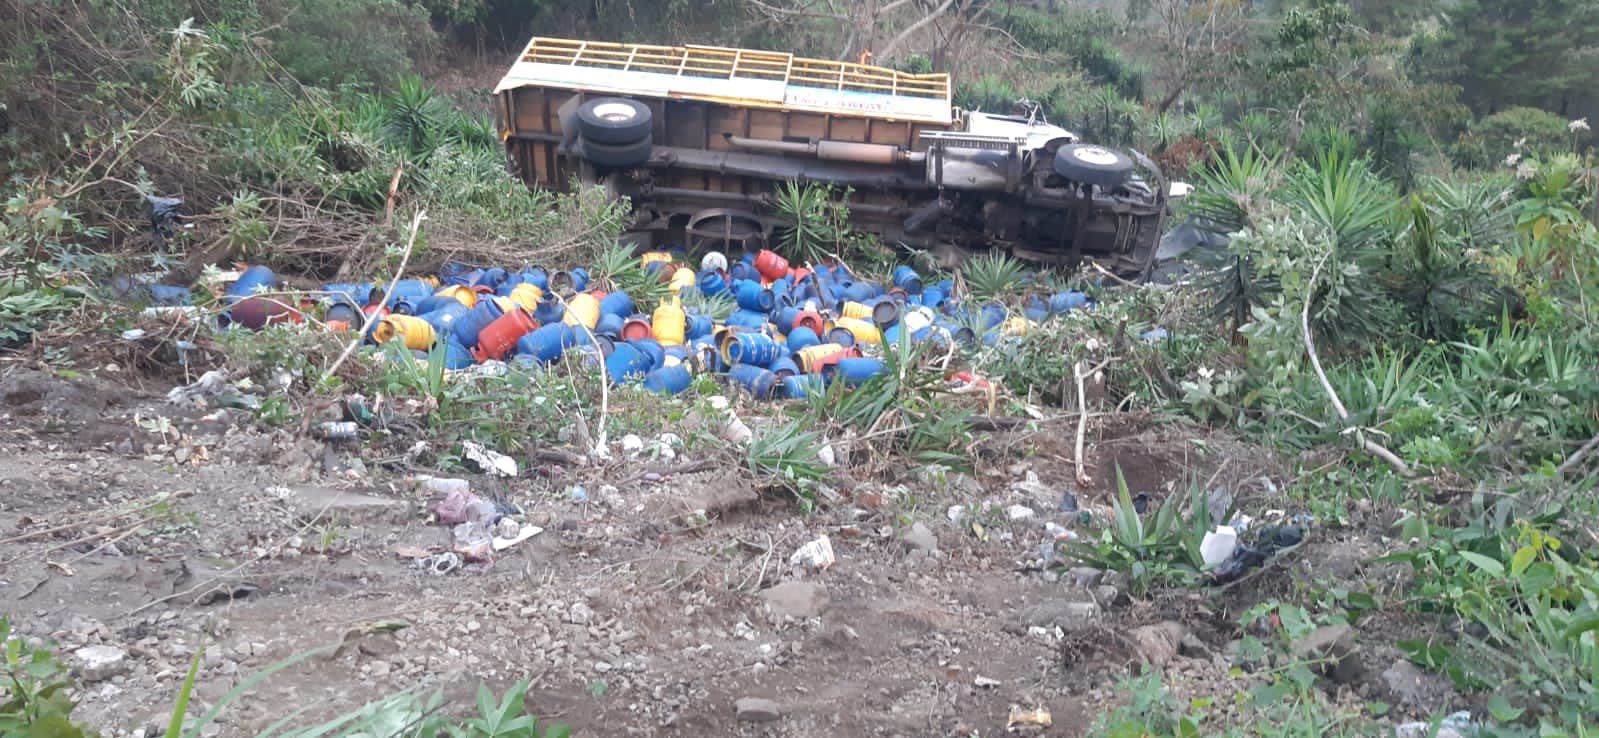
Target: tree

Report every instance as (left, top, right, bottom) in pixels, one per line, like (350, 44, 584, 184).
(1410, 0, 1599, 117)
(742, 0, 996, 69)
(1132, 0, 1250, 113)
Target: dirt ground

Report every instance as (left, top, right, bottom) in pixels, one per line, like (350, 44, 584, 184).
(0, 364, 1443, 737)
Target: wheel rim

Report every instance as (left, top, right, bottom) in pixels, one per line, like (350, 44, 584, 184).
(591, 102, 637, 123)
(1071, 146, 1121, 166)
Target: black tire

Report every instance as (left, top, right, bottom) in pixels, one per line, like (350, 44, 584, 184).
(1053, 144, 1135, 188)
(581, 137, 653, 169)
(576, 98, 653, 145)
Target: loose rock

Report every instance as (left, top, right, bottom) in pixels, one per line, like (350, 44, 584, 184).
(1127, 621, 1187, 666)
(735, 697, 783, 722)
(759, 581, 829, 620)
(1290, 624, 1359, 683)
(73, 645, 128, 682)
(903, 522, 938, 552)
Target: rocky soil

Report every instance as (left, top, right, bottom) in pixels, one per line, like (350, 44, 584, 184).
(0, 366, 1450, 736)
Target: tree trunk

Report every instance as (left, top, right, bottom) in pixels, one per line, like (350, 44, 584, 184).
(1157, 79, 1189, 114)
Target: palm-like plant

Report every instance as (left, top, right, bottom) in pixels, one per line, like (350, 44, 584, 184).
(962, 252, 1028, 303)
(383, 75, 449, 158)
(590, 243, 670, 310)
(774, 181, 846, 265)
(1186, 142, 1277, 235)
(1387, 194, 1516, 341)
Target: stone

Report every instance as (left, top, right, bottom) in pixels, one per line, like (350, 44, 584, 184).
(1381, 658, 1455, 713)
(903, 522, 938, 552)
(1014, 599, 1100, 631)
(759, 581, 829, 620)
(735, 697, 783, 723)
(284, 486, 406, 524)
(1065, 567, 1103, 588)
(1290, 624, 1360, 683)
(1127, 621, 1188, 666)
(73, 645, 128, 682)
(566, 602, 595, 625)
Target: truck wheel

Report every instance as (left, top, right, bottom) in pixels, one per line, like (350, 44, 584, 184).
(576, 98, 653, 145)
(581, 137, 653, 169)
(1054, 144, 1134, 188)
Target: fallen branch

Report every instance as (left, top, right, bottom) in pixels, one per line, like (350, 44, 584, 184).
(1301, 255, 1413, 478)
(1558, 432, 1599, 477)
(1074, 358, 1113, 486)
(323, 209, 426, 382)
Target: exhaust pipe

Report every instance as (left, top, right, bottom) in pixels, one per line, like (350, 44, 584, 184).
(723, 134, 925, 165)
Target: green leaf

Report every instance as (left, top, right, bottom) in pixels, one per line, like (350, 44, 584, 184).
(1563, 610, 1599, 639)
(1487, 695, 1525, 721)
(1510, 545, 1538, 577)
(166, 645, 204, 738)
(1458, 551, 1505, 578)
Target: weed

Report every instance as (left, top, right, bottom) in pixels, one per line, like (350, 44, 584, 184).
(0, 619, 96, 736)
(1382, 506, 1599, 730)
(746, 420, 828, 510)
(772, 182, 867, 264)
(1063, 470, 1210, 597)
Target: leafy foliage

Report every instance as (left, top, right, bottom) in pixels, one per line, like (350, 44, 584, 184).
(0, 619, 96, 737)
(1383, 507, 1599, 729)
(961, 252, 1028, 304)
(1064, 470, 1210, 597)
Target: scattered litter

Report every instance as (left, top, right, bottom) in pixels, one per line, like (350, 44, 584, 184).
(974, 675, 1001, 688)
(430, 488, 492, 526)
(1140, 327, 1169, 343)
(315, 421, 359, 441)
(1006, 504, 1035, 521)
(568, 486, 589, 504)
(1211, 512, 1311, 584)
(415, 477, 470, 496)
(418, 552, 461, 576)
(1395, 711, 1474, 738)
(1058, 491, 1079, 513)
(492, 522, 544, 551)
(1200, 525, 1239, 567)
(166, 370, 260, 410)
(452, 522, 494, 560)
(620, 434, 645, 455)
(1043, 522, 1076, 542)
(1006, 706, 1052, 732)
(462, 441, 518, 477)
(789, 535, 836, 571)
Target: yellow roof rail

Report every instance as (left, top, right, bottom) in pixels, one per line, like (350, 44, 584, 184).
(495, 37, 953, 125)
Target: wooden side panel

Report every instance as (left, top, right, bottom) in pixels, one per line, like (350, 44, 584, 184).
(787, 113, 826, 141)
(748, 110, 786, 141)
(828, 117, 868, 143)
(706, 105, 744, 151)
(868, 120, 912, 149)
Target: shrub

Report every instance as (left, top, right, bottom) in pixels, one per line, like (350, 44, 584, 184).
(1453, 107, 1573, 170)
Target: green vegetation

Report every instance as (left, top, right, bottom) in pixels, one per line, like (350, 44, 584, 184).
(3, 0, 1599, 735)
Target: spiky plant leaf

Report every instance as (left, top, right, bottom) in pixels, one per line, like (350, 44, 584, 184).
(962, 252, 1027, 304)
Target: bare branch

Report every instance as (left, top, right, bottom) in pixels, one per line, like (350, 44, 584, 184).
(877, 0, 958, 61)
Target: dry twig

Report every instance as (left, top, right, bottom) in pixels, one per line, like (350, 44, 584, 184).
(1301, 255, 1413, 477)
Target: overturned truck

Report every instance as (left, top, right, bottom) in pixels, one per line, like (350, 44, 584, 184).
(495, 37, 1175, 278)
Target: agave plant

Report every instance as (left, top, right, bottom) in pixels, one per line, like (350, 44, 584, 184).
(590, 242, 670, 310)
(1386, 193, 1516, 341)
(382, 75, 450, 158)
(773, 181, 847, 265)
(962, 252, 1027, 303)
(1185, 142, 1277, 235)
